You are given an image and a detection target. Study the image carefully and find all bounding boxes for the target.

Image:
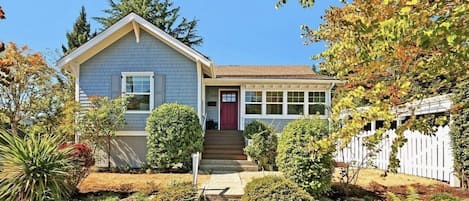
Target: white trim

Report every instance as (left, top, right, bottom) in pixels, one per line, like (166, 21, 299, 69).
(197, 61, 202, 122)
(73, 62, 80, 102)
(57, 13, 213, 76)
(121, 72, 154, 113)
(241, 89, 329, 120)
(115, 131, 147, 136)
(132, 21, 140, 43)
(205, 78, 343, 85)
(217, 88, 240, 130)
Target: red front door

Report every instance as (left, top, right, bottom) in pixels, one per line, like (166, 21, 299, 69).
(220, 91, 238, 130)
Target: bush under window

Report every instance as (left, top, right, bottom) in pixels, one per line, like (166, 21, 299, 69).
(146, 103, 203, 169)
(243, 120, 277, 170)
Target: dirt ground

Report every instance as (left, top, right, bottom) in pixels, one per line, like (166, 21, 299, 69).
(79, 172, 210, 193)
(333, 168, 469, 200)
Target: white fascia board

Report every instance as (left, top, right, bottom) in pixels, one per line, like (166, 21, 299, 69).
(57, 13, 214, 77)
(204, 78, 343, 85)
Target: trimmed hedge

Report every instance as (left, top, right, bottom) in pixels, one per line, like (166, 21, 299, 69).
(146, 103, 203, 169)
(242, 175, 315, 201)
(243, 120, 277, 170)
(276, 117, 333, 196)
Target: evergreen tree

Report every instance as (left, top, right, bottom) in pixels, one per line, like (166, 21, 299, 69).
(95, 0, 202, 47)
(62, 6, 94, 55)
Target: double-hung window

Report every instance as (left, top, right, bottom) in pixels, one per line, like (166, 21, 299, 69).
(287, 91, 304, 115)
(266, 91, 283, 115)
(245, 91, 262, 114)
(308, 92, 326, 115)
(121, 72, 154, 113)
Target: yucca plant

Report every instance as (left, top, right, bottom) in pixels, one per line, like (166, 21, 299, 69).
(0, 129, 74, 201)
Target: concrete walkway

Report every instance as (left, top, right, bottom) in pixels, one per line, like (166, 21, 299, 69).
(203, 171, 281, 196)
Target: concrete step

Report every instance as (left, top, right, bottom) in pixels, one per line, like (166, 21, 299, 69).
(200, 159, 258, 172)
(203, 153, 247, 160)
(203, 149, 245, 155)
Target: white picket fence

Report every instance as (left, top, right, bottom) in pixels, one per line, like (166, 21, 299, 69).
(335, 126, 458, 186)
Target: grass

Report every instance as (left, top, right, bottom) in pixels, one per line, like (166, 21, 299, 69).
(79, 172, 210, 193)
(334, 168, 442, 187)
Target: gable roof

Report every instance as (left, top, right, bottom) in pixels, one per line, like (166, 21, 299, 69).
(214, 65, 336, 80)
(57, 13, 213, 76)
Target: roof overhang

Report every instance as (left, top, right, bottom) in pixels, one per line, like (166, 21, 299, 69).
(204, 78, 344, 86)
(57, 13, 213, 76)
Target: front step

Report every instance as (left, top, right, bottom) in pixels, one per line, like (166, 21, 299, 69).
(200, 159, 258, 172)
(202, 153, 247, 160)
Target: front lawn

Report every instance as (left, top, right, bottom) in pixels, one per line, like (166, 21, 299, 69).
(79, 172, 210, 193)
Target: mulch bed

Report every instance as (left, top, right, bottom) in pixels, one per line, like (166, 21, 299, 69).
(329, 182, 469, 201)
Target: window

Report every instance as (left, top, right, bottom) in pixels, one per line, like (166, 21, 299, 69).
(245, 91, 262, 114)
(122, 72, 154, 112)
(266, 91, 283, 115)
(222, 92, 237, 102)
(287, 92, 304, 115)
(308, 92, 326, 115)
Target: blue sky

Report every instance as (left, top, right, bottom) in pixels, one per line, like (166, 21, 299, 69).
(0, 0, 339, 66)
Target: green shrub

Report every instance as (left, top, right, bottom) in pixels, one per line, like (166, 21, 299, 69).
(0, 129, 74, 200)
(244, 120, 270, 139)
(242, 175, 315, 201)
(243, 121, 278, 170)
(59, 142, 95, 189)
(430, 193, 460, 201)
(276, 117, 333, 196)
(450, 78, 469, 188)
(146, 103, 203, 169)
(151, 180, 197, 201)
(386, 186, 420, 201)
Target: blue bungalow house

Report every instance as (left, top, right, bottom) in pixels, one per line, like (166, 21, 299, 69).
(58, 13, 340, 169)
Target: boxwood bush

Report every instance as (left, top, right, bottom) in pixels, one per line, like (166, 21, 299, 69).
(146, 103, 203, 169)
(242, 175, 314, 201)
(276, 117, 333, 196)
(243, 120, 277, 170)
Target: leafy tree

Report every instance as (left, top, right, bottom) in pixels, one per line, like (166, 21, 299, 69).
(277, 117, 333, 196)
(95, 0, 203, 47)
(0, 43, 56, 136)
(78, 96, 127, 169)
(62, 6, 95, 55)
(0, 6, 5, 52)
(297, 0, 469, 173)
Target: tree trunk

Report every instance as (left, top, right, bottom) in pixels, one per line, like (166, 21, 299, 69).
(107, 135, 111, 170)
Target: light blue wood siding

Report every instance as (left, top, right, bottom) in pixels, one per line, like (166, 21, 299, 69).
(244, 118, 294, 132)
(79, 31, 198, 131)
